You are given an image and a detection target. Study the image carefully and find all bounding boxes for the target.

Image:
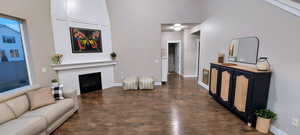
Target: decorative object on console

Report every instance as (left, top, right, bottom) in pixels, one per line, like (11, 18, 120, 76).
(257, 57, 270, 71)
(70, 27, 103, 53)
(51, 79, 59, 87)
(202, 69, 210, 85)
(255, 109, 277, 134)
(52, 84, 64, 100)
(110, 52, 117, 60)
(228, 39, 239, 61)
(218, 52, 225, 63)
(51, 54, 63, 64)
(228, 37, 259, 64)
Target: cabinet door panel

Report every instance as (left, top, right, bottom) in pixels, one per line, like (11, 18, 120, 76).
(210, 68, 218, 94)
(234, 75, 249, 112)
(221, 71, 230, 101)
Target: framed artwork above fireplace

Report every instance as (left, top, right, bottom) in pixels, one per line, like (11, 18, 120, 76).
(70, 27, 103, 53)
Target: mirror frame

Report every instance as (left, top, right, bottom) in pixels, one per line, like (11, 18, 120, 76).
(228, 36, 260, 64)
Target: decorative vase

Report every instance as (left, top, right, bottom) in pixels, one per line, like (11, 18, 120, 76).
(111, 57, 116, 60)
(257, 57, 270, 71)
(256, 117, 271, 134)
(218, 53, 225, 63)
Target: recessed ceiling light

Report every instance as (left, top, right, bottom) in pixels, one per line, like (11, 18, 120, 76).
(174, 24, 182, 27)
(174, 27, 182, 31)
(171, 23, 184, 31)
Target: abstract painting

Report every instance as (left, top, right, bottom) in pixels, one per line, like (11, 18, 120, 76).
(70, 27, 103, 53)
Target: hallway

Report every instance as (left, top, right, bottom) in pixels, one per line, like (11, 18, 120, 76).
(53, 75, 268, 135)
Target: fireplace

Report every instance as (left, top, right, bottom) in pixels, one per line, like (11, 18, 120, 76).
(79, 72, 102, 93)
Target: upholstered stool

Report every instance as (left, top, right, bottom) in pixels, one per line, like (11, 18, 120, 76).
(139, 77, 154, 90)
(123, 77, 139, 90)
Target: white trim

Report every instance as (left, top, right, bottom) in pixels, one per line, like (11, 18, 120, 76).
(154, 81, 162, 86)
(52, 60, 117, 71)
(19, 24, 33, 85)
(113, 82, 123, 87)
(167, 40, 182, 75)
(195, 39, 200, 79)
(270, 125, 288, 135)
(265, 0, 300, 17)
(183, 74, 197, 78)
(198, 81, 209, 90)
(113, 82, 162, 87)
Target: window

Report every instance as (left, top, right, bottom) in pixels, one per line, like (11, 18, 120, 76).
(10, 49, 20, 58)
(0, 16, 30, 93)
(2, 36, 16, 44)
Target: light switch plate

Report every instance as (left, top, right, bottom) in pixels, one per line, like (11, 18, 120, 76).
(42, 67, 47, 73)
(292, 118, 299, 127)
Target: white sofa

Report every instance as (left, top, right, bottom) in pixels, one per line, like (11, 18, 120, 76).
(0, 86, 79, 135)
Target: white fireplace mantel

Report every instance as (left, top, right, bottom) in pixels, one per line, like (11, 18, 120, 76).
(52, 60, 117, 71)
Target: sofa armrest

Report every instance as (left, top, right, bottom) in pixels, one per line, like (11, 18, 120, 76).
(63, 90, 77, 98)
(63, 89, 79, 111)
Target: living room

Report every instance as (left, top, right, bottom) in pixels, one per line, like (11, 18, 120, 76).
(0, 0, 300, 135)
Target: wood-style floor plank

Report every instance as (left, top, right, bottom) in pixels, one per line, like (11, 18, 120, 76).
(52, 74, 271, 135)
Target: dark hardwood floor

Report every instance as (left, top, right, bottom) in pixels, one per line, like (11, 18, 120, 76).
(53, 74, 270, 135)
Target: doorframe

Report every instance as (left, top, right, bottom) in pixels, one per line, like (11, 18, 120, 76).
(196, 39, 201, 80)
(167, 40, 182, 75)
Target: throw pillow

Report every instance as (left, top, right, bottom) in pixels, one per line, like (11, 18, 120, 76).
(27, 88, 55, 110)
(52, 85, 64, 100)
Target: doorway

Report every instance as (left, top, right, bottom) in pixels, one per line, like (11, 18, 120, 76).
(161, 40, 182, 83)
(168, 43, 180, 74)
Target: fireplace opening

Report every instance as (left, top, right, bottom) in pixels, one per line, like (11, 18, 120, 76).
(79, 72, 102, 93)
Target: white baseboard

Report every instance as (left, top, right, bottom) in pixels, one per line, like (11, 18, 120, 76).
(113, 82, 162, 87)
(198, 81, 209, 90)
(113, 82, 122, 87)
(154, 82, 162, 86)
(183, 74, 197, 78)
(270, 125, 288, 135)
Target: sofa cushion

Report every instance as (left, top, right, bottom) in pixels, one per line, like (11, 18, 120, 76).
(22, 99, 74, 126)
(27, 88, 55, 110)
(0, 116, 47, 135)
(0, 103, 16, 125)
(6, 95, 29, 117)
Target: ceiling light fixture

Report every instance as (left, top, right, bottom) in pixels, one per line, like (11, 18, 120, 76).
(171, 23, 184, 31)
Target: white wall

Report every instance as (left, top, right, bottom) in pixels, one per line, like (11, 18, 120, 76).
(182, 29, 199, 77)
(51, 0, 113, 64)
(198, 0, 300, 134)
(107, 0, 209, 82)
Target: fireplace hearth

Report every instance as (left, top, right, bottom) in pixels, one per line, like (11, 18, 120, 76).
(79, 72, 102, 93)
